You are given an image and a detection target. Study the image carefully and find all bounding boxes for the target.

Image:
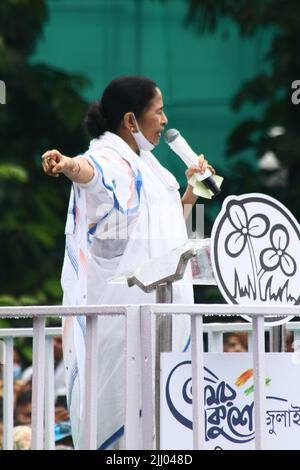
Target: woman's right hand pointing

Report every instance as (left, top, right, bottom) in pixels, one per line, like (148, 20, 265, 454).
(41, 149, 73, 177)
(41, 150, 95, 183)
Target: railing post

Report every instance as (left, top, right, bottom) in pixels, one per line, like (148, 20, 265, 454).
(124, 305, 142, 450)
(3, 338, 14, 450)
(155, 283, 172, 449)
(252, 314, 266, 450)
(248, 330, 253, 352)
(191, 315, 206, 449)
(208, 331, 223, 352)
(270, 324, 285, 352)
(83, 314, 99, 450)
(140, 305, 155, 450)
(294, 329, 300, 351)
(31, 317, 46, 450)
(44, 336, 55, 450)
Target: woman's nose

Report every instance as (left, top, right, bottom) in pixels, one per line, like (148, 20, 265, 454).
(162, 112, 168, 125)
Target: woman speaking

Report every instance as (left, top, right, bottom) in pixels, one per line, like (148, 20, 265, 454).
(41, 76, 214, 449)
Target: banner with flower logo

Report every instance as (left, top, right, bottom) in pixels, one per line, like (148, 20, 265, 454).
(211, 194, 300, 313)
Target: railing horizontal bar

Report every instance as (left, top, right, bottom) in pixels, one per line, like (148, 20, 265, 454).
(0, 327, 62, 338)
(286, 323, 300, 331)
(0, 305, 127, 317)
(0, 322, 299, 338)
(146, 304, 300, 316)
(0, 304, 299, 318)
(203, 322, 300, 332)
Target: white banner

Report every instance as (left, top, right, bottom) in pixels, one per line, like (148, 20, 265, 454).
(161, 353, 300, 450)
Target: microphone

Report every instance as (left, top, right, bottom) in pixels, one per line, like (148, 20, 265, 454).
(164, 129, 221, 195)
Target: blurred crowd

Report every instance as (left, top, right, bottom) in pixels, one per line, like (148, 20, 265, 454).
(0, 336, 73, 450)
(223, 329, 294, 353)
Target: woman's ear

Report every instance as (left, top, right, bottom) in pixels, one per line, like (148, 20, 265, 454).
(124, 112, 138, 133)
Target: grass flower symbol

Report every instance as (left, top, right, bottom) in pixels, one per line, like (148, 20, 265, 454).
(260, 224, 296, 277)
(224, 200, 270, 300)
(225, 202, 269, 258)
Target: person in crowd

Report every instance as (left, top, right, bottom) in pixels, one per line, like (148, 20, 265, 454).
(55, 421, 73, 450)
(13, 349, 23, 381)
(12, 425, 32, 450)
(286, 330, 294, 352)
(223, 331, 248, 352)
(22, 335, 66, 403)
(14, 389, 32, 426)
(14, 384, 69, 426)
(41, 76, 216, 449)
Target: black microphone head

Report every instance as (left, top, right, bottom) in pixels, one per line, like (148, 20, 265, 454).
(163, 128, 180, 144)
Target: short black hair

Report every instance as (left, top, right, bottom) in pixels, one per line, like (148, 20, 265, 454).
(15, 390, 32, 407)
(84, 76, 157, 138)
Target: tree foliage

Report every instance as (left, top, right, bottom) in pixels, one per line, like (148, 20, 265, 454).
(0, 0, 90, 305)
(185, 0, 300, 219)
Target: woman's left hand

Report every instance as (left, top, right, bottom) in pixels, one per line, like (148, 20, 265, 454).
(185, 154, 215, 183)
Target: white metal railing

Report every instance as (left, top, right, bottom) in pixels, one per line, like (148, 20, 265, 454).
(139, 304, 300, 451)
(0, 327, 61, 450)
(0, 305, 135, 451)
(0, 304, 300, 450)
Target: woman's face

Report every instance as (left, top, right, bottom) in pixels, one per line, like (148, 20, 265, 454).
(137, 87, 168, 146)
(224, 334, 247, 352)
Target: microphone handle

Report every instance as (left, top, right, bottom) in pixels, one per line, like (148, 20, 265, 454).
(167, 134, 221, 195)
(178, 154, 221, 195)
(194, 173, 221, 195)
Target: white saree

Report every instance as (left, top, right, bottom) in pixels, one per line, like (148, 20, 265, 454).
(61, 131, 194, 449)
